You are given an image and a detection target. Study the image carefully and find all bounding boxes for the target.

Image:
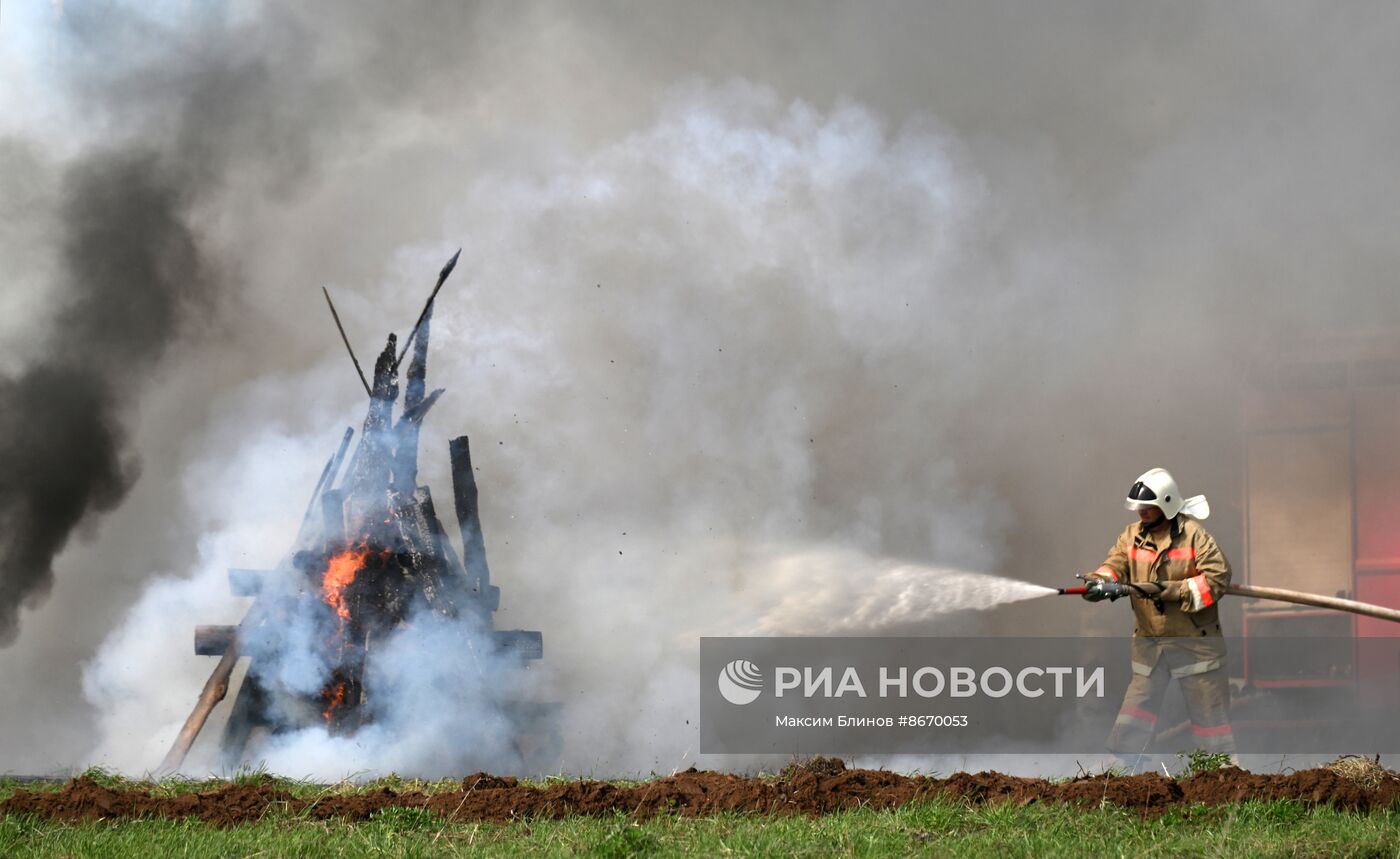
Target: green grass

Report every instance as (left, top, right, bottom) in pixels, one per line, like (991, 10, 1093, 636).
(3, 798, 1400, 858)
(0, 767, 662, 803)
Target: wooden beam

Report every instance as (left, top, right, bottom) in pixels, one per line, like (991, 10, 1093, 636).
(158, 623, 243, 774)
(195, 625, 237, 656)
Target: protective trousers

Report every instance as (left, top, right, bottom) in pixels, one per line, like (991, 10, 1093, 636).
(1107, 641, 1235, 756)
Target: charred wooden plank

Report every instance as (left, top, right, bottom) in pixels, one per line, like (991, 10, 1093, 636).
(493, 629, 543, 660)
(393, 302, 434, 495)
(449, 435, 492, 595)
(398, 388, 443, 426)
(343, 335, 399, 535)
(195, 624, 238, 655)
(482, 584, 501, 612)
(402, 301, 431, 413)
(388, 487, 458, 617)
(393, 248, 460, 371)
(412, 486, 460, 615)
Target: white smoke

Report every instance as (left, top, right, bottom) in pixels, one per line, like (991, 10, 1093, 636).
(79, 83, 1026, 778)
(249, 611, 529, 780)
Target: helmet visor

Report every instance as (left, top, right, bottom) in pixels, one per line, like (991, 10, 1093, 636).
(1127, 481, 1157, 502)
(1125, 480, 1161, 511)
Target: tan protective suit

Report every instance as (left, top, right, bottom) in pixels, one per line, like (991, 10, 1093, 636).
(1089, 515, 1235, 755)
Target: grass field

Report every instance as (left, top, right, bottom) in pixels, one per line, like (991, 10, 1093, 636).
(3, 796, 1400, 857)
(4, 771, 1400, 858)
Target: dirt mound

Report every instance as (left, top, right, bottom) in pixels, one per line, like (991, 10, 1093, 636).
(0, 776, 296, 826)
(1179, 767, 1400, 811)
(1043, 772, 1183, 812)
(5, 762, 1400, 826)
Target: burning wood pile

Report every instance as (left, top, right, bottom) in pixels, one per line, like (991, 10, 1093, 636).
(160, 252, 554, 772)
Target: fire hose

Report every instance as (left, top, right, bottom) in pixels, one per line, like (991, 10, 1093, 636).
(1058, 582, 1400, 625)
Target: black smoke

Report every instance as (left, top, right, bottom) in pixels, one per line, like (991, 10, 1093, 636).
(0, 2, 295, 645)
(0, 153, 211, 645)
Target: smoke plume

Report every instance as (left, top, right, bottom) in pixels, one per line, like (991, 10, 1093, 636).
(0, 148, 213, 645)
(4, 2, 1400, 776)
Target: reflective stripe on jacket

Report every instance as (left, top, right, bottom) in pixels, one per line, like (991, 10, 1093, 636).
(1091, 515, 1231, 639)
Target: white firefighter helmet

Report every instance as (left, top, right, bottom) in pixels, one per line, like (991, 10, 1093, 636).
(1125, 468, 1210, 520)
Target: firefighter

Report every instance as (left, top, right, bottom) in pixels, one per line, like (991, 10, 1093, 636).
(1082, 468, 1235, 760)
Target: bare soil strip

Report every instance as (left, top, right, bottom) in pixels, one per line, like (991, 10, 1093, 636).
(5, 761, 1399, 826)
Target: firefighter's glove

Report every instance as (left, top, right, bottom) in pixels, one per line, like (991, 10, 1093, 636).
(1083, 579, 1127, 602)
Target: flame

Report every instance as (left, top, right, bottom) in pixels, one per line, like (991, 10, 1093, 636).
(322, 682, 346, 722)
(322, 547, 368, 622)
